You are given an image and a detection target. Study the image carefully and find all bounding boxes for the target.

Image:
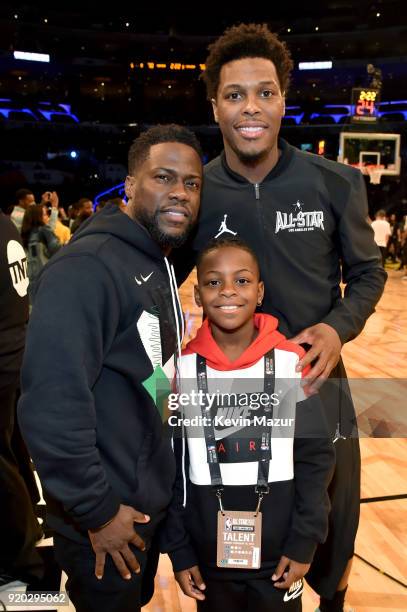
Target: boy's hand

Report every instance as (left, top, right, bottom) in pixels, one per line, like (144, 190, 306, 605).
(271, 555, 310, 589)
(175, 566, 206, 601)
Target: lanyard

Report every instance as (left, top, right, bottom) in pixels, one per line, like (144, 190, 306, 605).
(196, 350, 275, 511)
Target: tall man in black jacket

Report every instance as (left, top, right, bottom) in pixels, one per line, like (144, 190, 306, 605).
(172, 24, 386, 612)
(18, 125, 203, 612)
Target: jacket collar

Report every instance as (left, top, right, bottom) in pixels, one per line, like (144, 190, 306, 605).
(220, 138, 294, 184)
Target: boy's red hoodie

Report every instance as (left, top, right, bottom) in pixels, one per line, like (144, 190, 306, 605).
(184, 313, 309, 373)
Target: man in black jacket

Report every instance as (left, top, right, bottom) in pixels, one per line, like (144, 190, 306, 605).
(18, 125, 203, 612)
(172, 24, 386, 612)
(0, 212, 42, 589)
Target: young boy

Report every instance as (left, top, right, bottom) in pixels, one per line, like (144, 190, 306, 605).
(162, 236, 335, 611)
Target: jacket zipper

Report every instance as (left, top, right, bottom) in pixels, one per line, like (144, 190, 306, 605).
(253, 182, 267, 284)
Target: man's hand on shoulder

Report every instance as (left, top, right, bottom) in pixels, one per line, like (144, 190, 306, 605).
(290, 323, 342, 394)
(88, 504, 150, 580)
(175, 566, 206, 601)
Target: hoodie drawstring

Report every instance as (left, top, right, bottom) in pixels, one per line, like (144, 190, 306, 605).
(170, 263, 185, 339)
(164, 258, 183, 362)
(164, 258, 187, 506)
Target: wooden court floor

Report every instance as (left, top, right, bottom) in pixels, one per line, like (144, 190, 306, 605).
(143, 269, 407, 612)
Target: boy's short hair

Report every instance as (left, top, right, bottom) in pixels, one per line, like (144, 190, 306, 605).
(196, 235, 261, 278)
(128, 124, 203, 175)
(202, 23, 294, 100)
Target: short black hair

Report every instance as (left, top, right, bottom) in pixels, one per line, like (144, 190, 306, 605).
(128, 124, 203, 175)
(73, 197, 92, 211)
(16, 188, 34, 203)
(202, 23, 293, 100)
(196, 235, 261, 279)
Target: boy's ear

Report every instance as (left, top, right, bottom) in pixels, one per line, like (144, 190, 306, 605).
(257, 281, 265, 306)
(194, 285, 202, 307)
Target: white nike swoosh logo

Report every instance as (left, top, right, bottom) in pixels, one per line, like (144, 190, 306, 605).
(135, 271, 154, 285)
(141, 271, 154, 282)
(283, 584, 303, 602)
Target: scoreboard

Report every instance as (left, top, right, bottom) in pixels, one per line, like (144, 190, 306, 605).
(351, 88, 380, 123)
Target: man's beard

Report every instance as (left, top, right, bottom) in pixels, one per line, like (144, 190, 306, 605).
(135, 208, 194, 250)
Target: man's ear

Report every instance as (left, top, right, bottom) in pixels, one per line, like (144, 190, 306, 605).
(281, 94, 286, 118)
(124, 175, 135, 200)
(211, 98, 219, 123)
(194, 285, 202, 308)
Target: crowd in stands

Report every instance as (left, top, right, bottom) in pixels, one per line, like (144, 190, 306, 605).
(5, 187, 407, 302)
(7, 188, 128, 304)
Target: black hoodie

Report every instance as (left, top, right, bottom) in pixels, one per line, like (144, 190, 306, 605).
(18, 204, 181, 543)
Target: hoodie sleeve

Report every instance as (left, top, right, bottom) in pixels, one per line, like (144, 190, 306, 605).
(159, 425, 199, 572)
(18, 254, 122, 530)
(282, 388, 335, 564)
(321, 169, 386, 343)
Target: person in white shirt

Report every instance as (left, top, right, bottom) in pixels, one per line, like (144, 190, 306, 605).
(371, 210, 391, 267)
(10, 188, 35, 233)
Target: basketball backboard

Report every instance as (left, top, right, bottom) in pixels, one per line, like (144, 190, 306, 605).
(338, 132, 401, 178)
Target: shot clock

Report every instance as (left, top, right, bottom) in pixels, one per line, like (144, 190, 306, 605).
(351, 88, 380, 123)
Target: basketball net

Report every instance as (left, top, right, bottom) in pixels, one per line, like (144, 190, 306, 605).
(356, 164, 384, 184)
(365, 166, 383, 184)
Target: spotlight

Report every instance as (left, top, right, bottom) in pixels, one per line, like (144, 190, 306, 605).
(70, 150, 78, 159)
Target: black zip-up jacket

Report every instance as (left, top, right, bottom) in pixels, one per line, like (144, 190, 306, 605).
(173, 139, 386, 344)
(18, 205, 180, 543)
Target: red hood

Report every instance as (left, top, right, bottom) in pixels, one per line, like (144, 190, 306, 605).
(184, 313, 304, 371)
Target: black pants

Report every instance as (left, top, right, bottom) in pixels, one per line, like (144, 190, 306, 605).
(197, 577, 303, 612)
(0, 382, 42, 580)
(379, 246, 386, 267)
(54, 533, 158, 612)
(306, 363, 361, 599)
